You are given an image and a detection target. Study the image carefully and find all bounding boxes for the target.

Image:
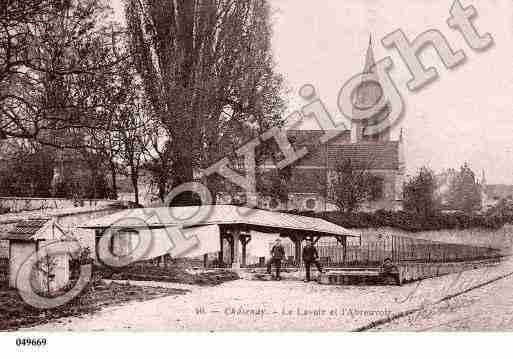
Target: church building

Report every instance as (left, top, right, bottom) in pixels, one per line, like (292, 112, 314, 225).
(257, 37, 406, 213)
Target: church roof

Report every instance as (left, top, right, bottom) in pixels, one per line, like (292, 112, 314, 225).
(328, 142, 401, 170)
(287, 130, 401, 171)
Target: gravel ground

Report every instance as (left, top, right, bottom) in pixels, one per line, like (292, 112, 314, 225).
(0, 281, 189, 331)
(25, 260, 513, 331)
(372, 268, 513, 331)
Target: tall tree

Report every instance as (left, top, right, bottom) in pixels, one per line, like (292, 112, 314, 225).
(125, 0, 286, 203)
(403, 166, 438, 218)
(447, 163, 482, 213)
(115, 107, 150, 205)
(0, 0, 120, 144)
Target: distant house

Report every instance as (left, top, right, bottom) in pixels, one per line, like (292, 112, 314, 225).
(482, 184, 513, 211)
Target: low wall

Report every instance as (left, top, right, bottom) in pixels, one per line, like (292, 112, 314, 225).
(396, 258, 502, 284)
(0, 196, 122, 214)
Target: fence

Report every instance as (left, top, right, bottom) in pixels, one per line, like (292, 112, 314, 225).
(316, 233, 503, 267)
(0, 258, 8, 284)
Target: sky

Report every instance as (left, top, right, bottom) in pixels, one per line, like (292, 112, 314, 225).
(110, 0, 513, 184)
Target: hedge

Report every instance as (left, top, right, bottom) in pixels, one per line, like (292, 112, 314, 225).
(284, 209, 513, 232)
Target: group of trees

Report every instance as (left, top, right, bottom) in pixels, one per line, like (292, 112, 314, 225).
(403, 163, 482, 218)
(0, 0, 285, 204)
(0, 0, 141, 199)
(326, 160, 483, 216)
(291, 163, 497, 232)
(1, 1, 488, 215)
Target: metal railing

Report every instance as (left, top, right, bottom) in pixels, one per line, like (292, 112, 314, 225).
(316, 234, 503, 267)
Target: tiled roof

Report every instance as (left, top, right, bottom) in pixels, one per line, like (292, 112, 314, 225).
(287, 129, 350, 146)
(4, 218, 50, 242)
(286, 130, 400, 170)
(328, 142, 400, 170)
(80, 205, 360, 237)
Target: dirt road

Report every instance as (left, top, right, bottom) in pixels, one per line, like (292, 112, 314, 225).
(373, 269, 513, 331)
(26, 260, 513, 331)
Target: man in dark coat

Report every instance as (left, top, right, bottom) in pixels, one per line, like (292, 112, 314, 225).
(302, 238, 323, 282)
(266, 239, 285, 280)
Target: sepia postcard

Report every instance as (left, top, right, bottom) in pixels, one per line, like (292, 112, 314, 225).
(1, 0, 513, 350)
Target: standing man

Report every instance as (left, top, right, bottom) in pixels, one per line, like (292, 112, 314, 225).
(302, 238, 323, 282)
(267, 238, 285, 280)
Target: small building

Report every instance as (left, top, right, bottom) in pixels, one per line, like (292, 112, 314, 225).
(481, 184, 513, 212)
(0, 205, 130, 261)
(6, 218, 71, 294)
(80, 205, 361, 269)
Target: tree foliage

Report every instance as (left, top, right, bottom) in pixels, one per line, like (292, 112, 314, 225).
(0, 0, 287, 204)
(447, 163, 482, 213)
(125, 0, 286, 201)
(403, 166, 439, 218)
(0, 0, 120, 143)
(329, 158, 380, 213)
(0, 141, 55, 196)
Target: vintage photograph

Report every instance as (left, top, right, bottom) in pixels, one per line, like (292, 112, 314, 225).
(1, 0, 512, 335)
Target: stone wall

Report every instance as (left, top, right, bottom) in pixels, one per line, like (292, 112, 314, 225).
(0, 197, 123, 214)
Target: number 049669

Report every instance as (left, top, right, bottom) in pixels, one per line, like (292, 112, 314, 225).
(16, 337, 47, 346)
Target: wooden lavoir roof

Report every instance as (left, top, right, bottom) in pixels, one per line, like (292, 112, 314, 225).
(81, 205, 359, 238)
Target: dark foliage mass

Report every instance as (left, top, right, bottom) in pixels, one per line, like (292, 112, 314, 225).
(285, 209, 513, 232)
(403, 166, 438, 219)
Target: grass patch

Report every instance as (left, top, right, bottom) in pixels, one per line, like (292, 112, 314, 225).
(100, 265, 239, 286)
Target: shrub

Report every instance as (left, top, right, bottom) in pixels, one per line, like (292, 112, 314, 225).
(286, 210, 513, 232)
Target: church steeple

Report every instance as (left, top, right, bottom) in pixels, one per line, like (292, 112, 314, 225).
(351, 34, 391, 144)
(363, 35, 375, 73)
